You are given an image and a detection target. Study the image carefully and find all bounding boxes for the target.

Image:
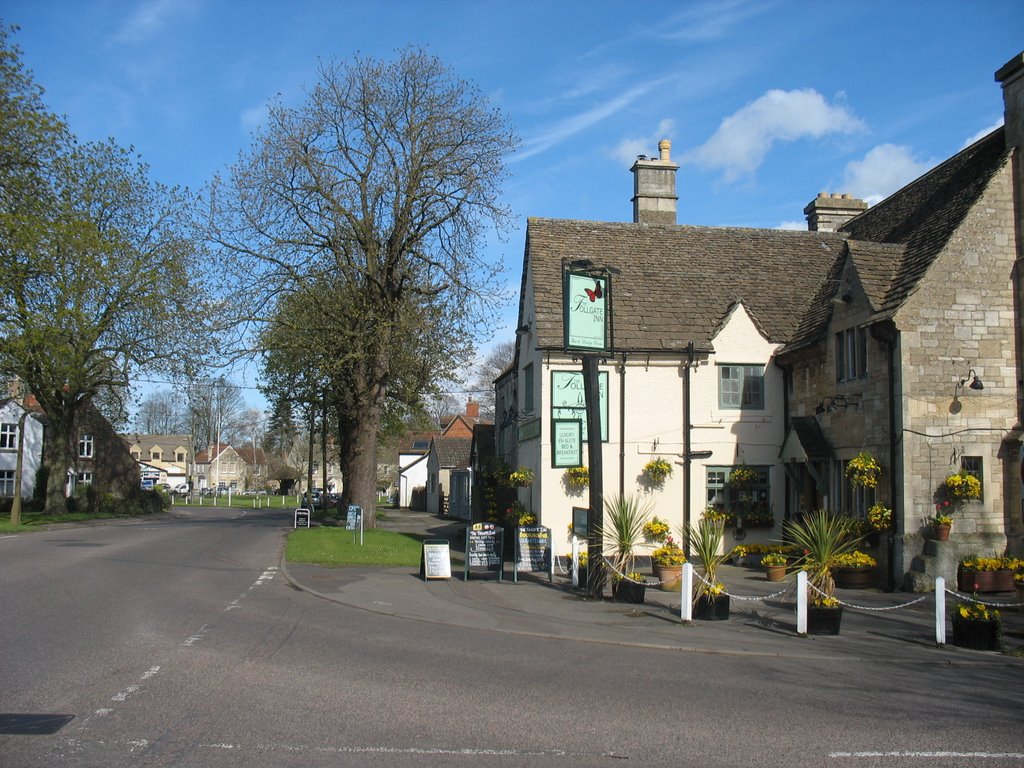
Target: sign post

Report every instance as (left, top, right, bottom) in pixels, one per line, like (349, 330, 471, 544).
(464, 523, 503, 582)
(346, 504, 363, 545)
(421, 540, 452, 580)
(294, 507, 311, 528)
(514, 525, 552, 583)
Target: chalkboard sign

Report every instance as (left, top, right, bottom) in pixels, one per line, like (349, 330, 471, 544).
(294, 508, 311, 528)
(346, 505, 361, 530)
(514, 526, 552, 582)
(464, 523, 503, 581)
(421, 540, 451, 580)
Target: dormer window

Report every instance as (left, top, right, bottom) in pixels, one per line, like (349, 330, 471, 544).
(835, 328, 867, 382)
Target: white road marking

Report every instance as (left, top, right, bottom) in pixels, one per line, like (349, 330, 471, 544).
(198, 742, 573, 757)
(182, 624, 210, 647)
(94, 708, 113, 717)
(830, 751, 1024, 759)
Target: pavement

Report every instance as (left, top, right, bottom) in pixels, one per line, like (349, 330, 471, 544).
(281, 507, 1024, 663)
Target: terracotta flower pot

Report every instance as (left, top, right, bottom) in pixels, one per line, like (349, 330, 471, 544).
(764, 565, 786, 582)
(652, 563, 683, 592)
(933, 523, 951, 541)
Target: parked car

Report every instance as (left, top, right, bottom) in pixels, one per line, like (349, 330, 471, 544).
(172, 483, 190, 494)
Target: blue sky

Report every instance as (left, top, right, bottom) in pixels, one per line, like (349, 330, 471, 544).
(5, 0, 1023, 412)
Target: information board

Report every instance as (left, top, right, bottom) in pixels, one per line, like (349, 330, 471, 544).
(346, 505, 361, 530)
(421, 540, 451, 580)
(464, 523, 503, 581)
(571, 507, 588, 538)
(294, 507, 311, 528)
(550, 370, 609, 442)
(552, 419, 582, 468)
(514, 526, 552, 582)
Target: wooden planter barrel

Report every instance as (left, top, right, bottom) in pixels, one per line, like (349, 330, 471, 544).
(833, 566, 874, 589)
(958, 568, 1014, 593)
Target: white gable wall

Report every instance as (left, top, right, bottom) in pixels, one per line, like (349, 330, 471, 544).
(0, 402, 44, 498)
(519, 302, 786, 560)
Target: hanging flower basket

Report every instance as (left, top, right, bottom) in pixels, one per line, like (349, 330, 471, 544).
(729, 465, 757, 488)
(867, 503, 892, 531)
(941, 471, 981, 502)
(845, 452, 881, 488)
(643, 457, 674, 484)
(508, 467, 535, 488)
(565, 466, 589, 489)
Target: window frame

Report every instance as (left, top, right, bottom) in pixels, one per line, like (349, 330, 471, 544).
(705, 465, 771, 518)
(0, 423, 17, 450)
(717, 364, 765, 411)
(78, 433, 95, 459)
(0, 469, 14, 497)
(960, 455, 984, 502)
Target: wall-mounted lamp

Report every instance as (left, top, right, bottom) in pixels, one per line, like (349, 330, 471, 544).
(953, 367, 984, 398)
(814, 395, 857, 415)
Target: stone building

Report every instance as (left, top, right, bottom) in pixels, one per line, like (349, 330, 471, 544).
(501, 50, 1024, 589)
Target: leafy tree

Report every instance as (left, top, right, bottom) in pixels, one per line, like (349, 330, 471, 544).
(207, 48, 517, 520)
(0, 27, 205, 513)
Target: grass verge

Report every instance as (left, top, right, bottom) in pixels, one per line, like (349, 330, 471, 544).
(286, 527, 423, 567)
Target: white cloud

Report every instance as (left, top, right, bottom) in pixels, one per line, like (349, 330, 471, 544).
(657, 0, 771, 42)
(841, 144, 935, 206)
(514, 80, 665, 163)
(114, 0, 198, 43)
(684, 89, 865, 181)
(609, 119, 677, 167)
(240, 103, 269, 134)
(962, 118, 1004, 149)
(776, 220, 806, 231)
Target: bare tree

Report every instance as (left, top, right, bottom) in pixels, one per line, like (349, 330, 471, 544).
(469, 339, 516, 419)
(134, 388, 186, 434)
(204, 48, 518, 522)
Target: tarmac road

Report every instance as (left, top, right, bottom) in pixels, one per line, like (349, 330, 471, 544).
(1, 506, 1022, 768)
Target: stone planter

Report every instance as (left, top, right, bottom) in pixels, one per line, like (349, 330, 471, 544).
(951, 615, 1001, 651)
(833, 566, 874, 589)
(693, 593, 730, 621)
(612, 578, 646, 604)
(806, 605, 843, 635)
(958, 568, 1014, 593)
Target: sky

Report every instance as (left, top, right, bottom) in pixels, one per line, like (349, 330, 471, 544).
(4, 0, 1023, 415)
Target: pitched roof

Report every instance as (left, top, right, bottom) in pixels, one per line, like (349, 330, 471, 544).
(840, 128, 1011, 314)
(432, 437, 472, 469)
(235, 444, 266, 465)
(525, 219, 847, 351)
(781, 128, 1010, 355)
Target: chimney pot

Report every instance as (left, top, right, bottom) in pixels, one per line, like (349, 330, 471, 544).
(658, 139, 671, 161)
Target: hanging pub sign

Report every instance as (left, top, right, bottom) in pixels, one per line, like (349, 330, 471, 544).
(464, 523, 503, 581)
(552, 419, 582, 468)
(551, 370, 609, 442)
(563, 271, 608, 353)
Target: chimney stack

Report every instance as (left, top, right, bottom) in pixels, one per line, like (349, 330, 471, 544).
(465, 398, 480, 420)
(996, 51, 1024, 269)
(631, 139, 679, 225)
(803, 192, 868, 232)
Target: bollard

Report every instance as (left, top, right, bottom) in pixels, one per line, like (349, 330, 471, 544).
(680, 562, 693, 622)
(797, 571, 808, 635)
(571, 536, 579, 588)
(935, 577, 946, 646)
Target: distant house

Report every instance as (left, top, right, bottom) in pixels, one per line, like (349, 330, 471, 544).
(194, 443, 247, 491)
(122, 433, 193, 489)
(426, 436, 472, 516)
(396, 432, 433, 508)
(0, 398, 44, 500)
(235, 444, 268, 491)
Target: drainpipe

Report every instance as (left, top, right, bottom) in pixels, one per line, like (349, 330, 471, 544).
(683, 341, 693, 559)
(619, 353, 626, 498)
(872, 320, 899, 592)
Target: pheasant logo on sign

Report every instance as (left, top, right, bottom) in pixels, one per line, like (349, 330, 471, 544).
(564, 272, 608, 351)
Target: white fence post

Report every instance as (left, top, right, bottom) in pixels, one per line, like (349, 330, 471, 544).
(935, 576, 946, 646)
(681, 562, 693, 622)
(571, 536, 579, 588)
(797, 570, 808, 635)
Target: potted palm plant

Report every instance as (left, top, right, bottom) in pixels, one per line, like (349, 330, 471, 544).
(683, 516, 730, 620)
(598, 493, 652, 604)
(783, 510, 862, 635)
